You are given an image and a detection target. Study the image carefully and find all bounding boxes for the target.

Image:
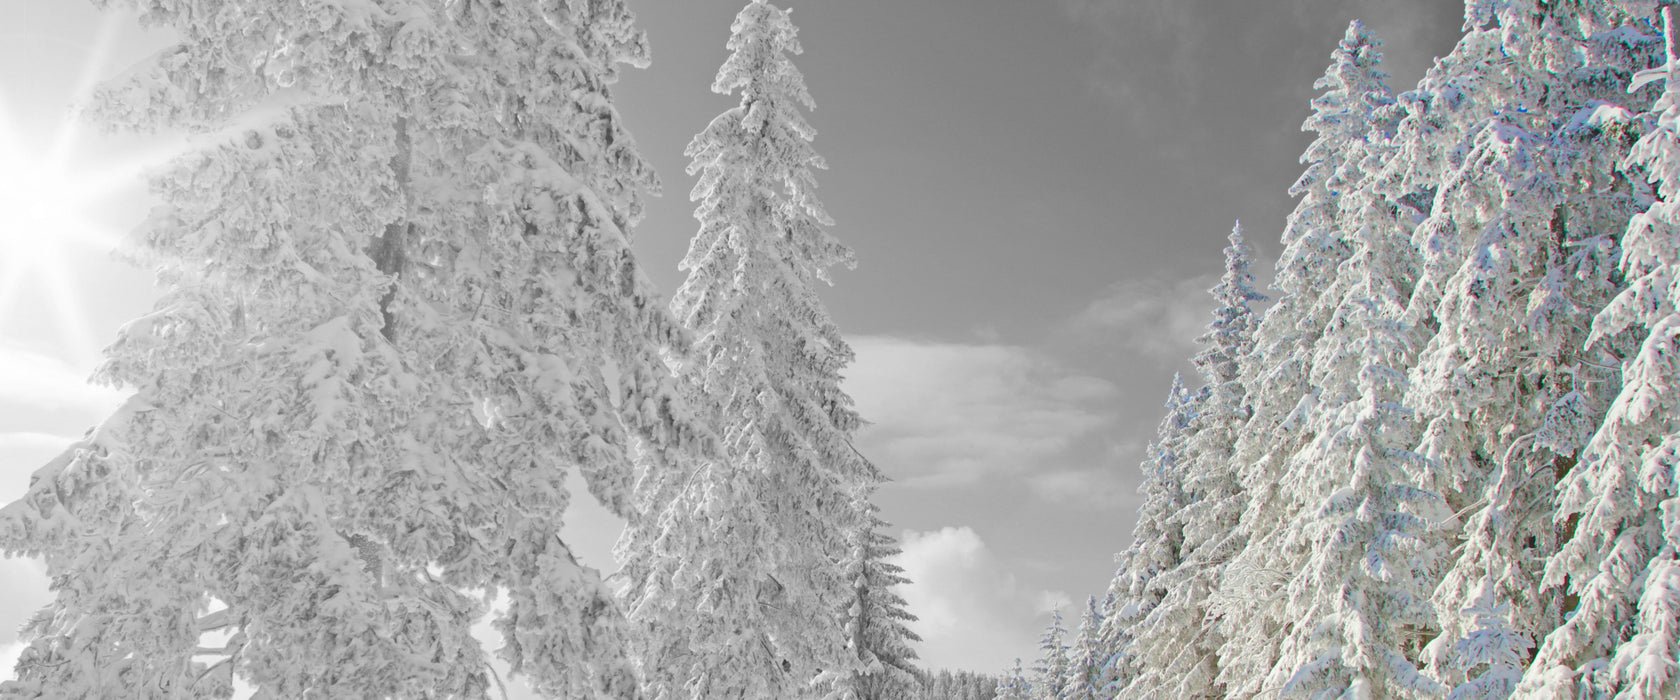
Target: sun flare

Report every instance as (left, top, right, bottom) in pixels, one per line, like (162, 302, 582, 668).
(0, 12, 154, 368)
(0, 153, 93, 268)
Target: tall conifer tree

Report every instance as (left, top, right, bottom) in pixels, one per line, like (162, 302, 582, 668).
(1124, 223, 1264, 699)
(0, 1, 702, 697)
(1217, 24, 1397, 695)
(821, 495, 922, 700)
(1519, 4, 1680, 696)
(1099, 374, 1195, 692)
(1265, 155, 1446, 699)
(1386, 4, 1658, 692)
(617, 2, 880, 697)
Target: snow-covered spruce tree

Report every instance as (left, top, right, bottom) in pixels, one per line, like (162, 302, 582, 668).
(1216, 23, 1397, 696)
(1516, 4, 1680, 696)
(1362, 2, 1660, 693)
(821, 493, 921, 700)
(1259, 180, 1449, 698)
(1031, 609, 1070, 700)
(1098, 374, 1196, 692)
(995, 660, 1033, 700)
(1062, 596, 1105, 700)
(0, 1, 705, 699)
(617, 2, 880, 697)
(1123, 222, 1264, 699)
(1446, 581, 1531, 700)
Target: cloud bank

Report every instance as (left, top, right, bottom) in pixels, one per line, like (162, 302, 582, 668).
(0, 343, 123, 416)
(846, 336, 1119, 487)
(894, 526, 1069, 673)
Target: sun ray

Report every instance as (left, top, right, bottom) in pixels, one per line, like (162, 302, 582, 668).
(0, 19, 170, 372)
(45, 13, 124, 167)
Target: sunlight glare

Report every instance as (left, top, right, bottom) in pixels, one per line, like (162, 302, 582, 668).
(0, 158, 86, 268)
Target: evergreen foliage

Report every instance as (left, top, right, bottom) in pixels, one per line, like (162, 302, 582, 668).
(1030, 609, 1070, 700)
(1099, 374, 1196, 693)
(30, 0, 1680, 697)
(0, 0, 705, 698)
(1061, 597, 1105, 700)
(994, 659, 1032, 700)
(615, 1, 884, 698)
(915, 668, 1001, 700)
(1083, 4, 1671, 699)
(821, 494, 922, 700)
(1123, 222, 1266, 698)
(1518, 5, 1680, 697)
(1217, 24, 1397, 696)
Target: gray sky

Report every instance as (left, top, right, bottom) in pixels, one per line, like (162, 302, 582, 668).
(1, 0, 1465, 678)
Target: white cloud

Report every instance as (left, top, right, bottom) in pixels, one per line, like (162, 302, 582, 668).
(1069, 273, 1218, 364)
(0, 432, 79, 506)
(1027, 467, 1133, 508)
(845, 337, 1119, 487)
(0, 558, 50, 675)
(0, 642, 20, 683)
(893, 526, 1068, 674)
(0, 343, 124, 416)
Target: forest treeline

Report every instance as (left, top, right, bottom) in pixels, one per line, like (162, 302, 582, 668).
(1004, 2, 1680, 699)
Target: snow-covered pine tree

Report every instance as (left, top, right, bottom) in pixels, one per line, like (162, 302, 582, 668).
(616, 2, 880, 697)
(1261, 169, 1449, 698)
(0, 1, 704, 698)
(995, 660, 1033, 700)
(1124, 222, 1265, 699)
(1446, 581, 1530, 700)
(1032, 609, 1070, 700)
(1062, 596, 1105, 700)
(820, 493, 921, 700)
(1099, 374, 1196, 693)
(1517, 4, 1680, 696)
(1363, 2, 1659, 693)
(1216, 23, 1397, 696)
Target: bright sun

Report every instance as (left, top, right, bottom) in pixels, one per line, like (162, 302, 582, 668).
(0, 153, 89, 272)
(0, 12, 161, 367)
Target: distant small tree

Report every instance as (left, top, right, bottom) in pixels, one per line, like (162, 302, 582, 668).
(821, 493, 922, 700)
(1062, 596, 1105, 700)
(995, 659, 1033, 700)
(1032, 610, 1071, 699)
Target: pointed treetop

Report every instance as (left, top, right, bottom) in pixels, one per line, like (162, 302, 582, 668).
(1195, 221, 1267, 385)
(714, 0, 816, 115)
(1166, 372, 1189, 410)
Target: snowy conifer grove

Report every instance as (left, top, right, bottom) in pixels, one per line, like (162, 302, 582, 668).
(1012, 2, 1680, 699)
(12, 0, 1680, 698)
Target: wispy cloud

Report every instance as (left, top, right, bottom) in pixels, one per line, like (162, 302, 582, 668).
(846, 336, 1119, 488)
(0, 558, 49, 676)
(893, 526, 1069, 674)
(1068, 273, 1218, 365)
(1059, 0, 1463, 122)
(0, 343, 123, 416)
(0, 432, 78, 504)
(1027, 466, 1135, 509)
